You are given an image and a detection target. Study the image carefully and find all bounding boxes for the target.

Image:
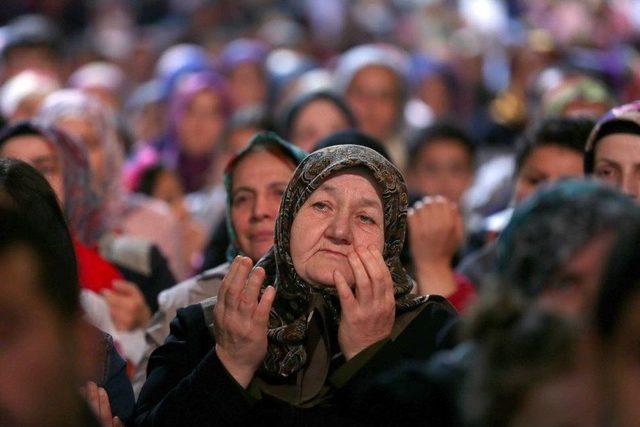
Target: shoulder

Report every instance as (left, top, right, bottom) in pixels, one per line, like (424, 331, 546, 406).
(157, 263, 229, 312)
(394, 295, 460, 354)
(98, 233, 155, 276)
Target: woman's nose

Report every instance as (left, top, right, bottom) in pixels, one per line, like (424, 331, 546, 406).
(251, 194, 273, 220)
(621, 172, 640, 201)
(325, 211, 352, 244)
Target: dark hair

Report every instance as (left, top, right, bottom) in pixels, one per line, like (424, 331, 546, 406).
(0, 158, 79, 319)
(515, 117, 595, 175)
(595, 218, 640, 340)
(136, 164, 166, 196)
(279, 90, 357, 139)
(0, 120, 57, 148)
(497, 179, 638, 298)
(311, 129, 392, 162)
(463, 297, 580, 427)
(407, 120, 476, 169)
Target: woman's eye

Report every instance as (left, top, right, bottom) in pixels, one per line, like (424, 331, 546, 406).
(232, 195, 248, 206)
(595, 167, 615, 179)
(359, 215, 375, 224)
(312, 201, 329, 211)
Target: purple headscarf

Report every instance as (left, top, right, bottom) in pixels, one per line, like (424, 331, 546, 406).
(158, 70, 231, 192)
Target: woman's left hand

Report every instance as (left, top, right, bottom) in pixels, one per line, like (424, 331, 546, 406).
(102, 280, 152, 331)
(334, 245, 396, 361)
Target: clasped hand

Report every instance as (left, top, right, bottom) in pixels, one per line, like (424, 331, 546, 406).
(334, 245, 396, 361)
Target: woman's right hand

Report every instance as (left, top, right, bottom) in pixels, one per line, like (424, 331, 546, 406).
(213, 256, 276, 388)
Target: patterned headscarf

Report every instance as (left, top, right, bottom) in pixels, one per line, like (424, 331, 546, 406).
(0, 121, 105, 246)
(255, 144, 428, 377)
(222, 131, 307, 261)
(37, 89, 126, 230)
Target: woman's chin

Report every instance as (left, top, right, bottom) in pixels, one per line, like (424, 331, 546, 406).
(304, 268, 355, 289)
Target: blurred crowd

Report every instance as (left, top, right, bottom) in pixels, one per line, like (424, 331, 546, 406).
(2, 0, 640, 426)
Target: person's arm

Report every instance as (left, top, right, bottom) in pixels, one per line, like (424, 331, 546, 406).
(100, 334, 135, 424)
(133, 305, 256, 427)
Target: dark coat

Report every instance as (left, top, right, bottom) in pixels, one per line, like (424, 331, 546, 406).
(133, 296, 458, 426)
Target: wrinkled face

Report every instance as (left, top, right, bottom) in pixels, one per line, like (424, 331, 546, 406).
(602, 293, 640, 427)
(345, 66, 401, 141)
(290, 170, 385, 288)
(177, 89, 226, 156)
(54, 116, 105, 192)
(409, 138, 474, 203)
(537, 234, 613, 317)
(227, 62, 267, 109)
(0, 246, 80, 427)
(231, 150, 296, 262)
(290, 99, 351, 152)
(593, 133, 640, 203)
(0, 135, 65, 205)
(514, 145, 584, 204)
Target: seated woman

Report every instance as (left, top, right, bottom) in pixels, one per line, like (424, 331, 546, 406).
(37, 89, 189, 279)
(133, 132, 305, 395)
(133, 144, 458, 425)
(0, 121, 175, 368)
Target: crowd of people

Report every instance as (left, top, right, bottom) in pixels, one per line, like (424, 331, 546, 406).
(2, 1, 640, 426)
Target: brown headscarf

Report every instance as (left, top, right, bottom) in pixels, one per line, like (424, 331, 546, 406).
(256, 144, 428, 377)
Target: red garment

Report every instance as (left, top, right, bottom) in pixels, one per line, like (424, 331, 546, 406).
(448, 273, 477, 313)
(73, 238, 122, 293)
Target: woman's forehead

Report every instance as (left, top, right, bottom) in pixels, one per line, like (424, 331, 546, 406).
(312, 168, 383, 202)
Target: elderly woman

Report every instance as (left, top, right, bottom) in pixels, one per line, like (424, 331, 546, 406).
(133, 144, 457, 425)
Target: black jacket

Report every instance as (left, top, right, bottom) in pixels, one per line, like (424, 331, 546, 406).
(134, 297, 458, 426)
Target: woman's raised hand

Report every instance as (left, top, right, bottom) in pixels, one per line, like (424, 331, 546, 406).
(213, 256, 276, 388)
(334, 245, 396, 361)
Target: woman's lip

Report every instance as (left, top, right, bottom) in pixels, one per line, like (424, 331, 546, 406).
(319, 249, 347, 257)
(251, 231, 273, 241)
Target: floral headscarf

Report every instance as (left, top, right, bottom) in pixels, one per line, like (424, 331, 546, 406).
(222, 131, 307, 261)
(37, 89, 126, 230)
(255, 144, 428, 377)
(0, 121, 104, 246)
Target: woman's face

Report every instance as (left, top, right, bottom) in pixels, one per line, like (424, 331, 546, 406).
(0, 135, 65, 204)
(290, 170, 385, 288)
(514, 145, 584, 204)
(409, 138, 474, 203)
(177, 89, 226, 157)
(54, 116, 104, 189)
(228, 62, 267, 110)
(290, 99, 351, 152)
(593, 133, 640, 203)
(231, 149, 296, 262)
(345, 66, 401, 141)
